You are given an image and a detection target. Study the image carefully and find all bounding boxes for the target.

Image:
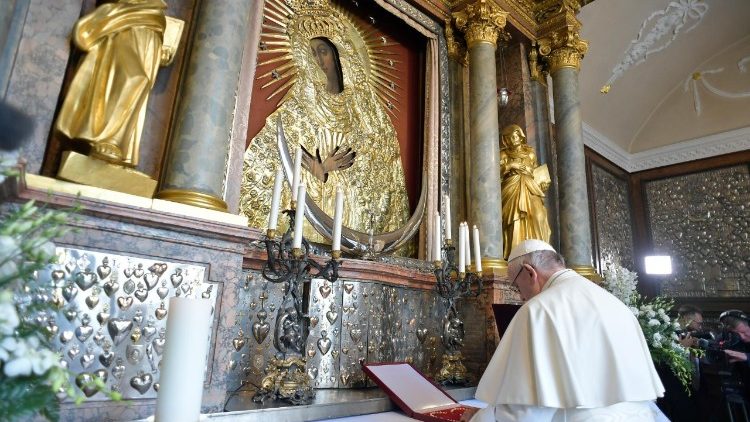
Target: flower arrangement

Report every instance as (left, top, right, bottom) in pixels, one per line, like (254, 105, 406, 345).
(603, 264, 695, 392)
(0, 191, 120, 420)
(602, 265, 638, 306)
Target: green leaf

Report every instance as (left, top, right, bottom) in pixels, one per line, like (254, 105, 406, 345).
(0, 376, 60, 421)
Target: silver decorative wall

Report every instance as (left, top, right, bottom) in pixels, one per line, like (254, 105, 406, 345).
(42, 247, 217, 400)
(591, 163, 635, 271)
(225, 269, 451, 392)
(645, 164, 750, 296)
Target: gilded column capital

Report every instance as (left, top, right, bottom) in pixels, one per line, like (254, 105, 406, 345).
(535, 1, 588, 73)
(528, 41, 546, 84)
(452, 0, 509, 49)
(445, 19, 468, 66)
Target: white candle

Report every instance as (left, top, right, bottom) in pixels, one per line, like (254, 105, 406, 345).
(332, 186, 344, 251)
(155, 297, 212, 422)
(292, 185, 306, 249)
(464, 223, 472, 268)
(268, 168, 283, 231)
(473, 225, 482, 273)
(433, 211, 441, 262)
(443, 194, 452, 241)
(291, 146, 302, 202)
(458, 222, 466, 273)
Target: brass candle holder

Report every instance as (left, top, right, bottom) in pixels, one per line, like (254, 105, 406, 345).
(253, 208, 341, 405)
(433, 241, 482, 385)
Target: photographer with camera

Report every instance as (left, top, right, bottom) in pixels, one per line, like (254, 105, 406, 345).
(722, 311, 750, 365)
(657, 305, 705, 421)
(678, 305, 705, 349)
(697, 309, 750, 422)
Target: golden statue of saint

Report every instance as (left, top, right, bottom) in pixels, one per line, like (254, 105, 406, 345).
(241, 0, 410, 247)
(55, 0, 180, 167)
(500, 124, 552, 259)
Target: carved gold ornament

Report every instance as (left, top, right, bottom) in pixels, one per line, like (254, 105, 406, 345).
(452, 0, 509, 49)
(528, 41, 545, 84)
(444, 18, 467, 66)
(241, 0, 412, 252)
(536, 1, 588, 74)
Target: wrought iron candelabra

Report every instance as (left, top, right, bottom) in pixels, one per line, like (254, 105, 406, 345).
(253, 208, 341, 405)
(433, 240, 482, 385)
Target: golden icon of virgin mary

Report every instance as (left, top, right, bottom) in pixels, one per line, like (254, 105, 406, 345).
(240, 0, 410, 247)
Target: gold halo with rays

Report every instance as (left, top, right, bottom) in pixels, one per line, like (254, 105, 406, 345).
(256, 0, 403, 119)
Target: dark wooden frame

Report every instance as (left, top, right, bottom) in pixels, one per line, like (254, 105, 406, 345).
(584, 146, 636, 275)
(585, 148, 750, 303)
(629, 150, 750, 299)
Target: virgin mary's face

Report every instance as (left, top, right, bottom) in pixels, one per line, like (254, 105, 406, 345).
(310, 39, 338, 83)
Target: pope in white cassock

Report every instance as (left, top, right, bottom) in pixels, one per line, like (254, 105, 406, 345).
(464, 240, 666, 422)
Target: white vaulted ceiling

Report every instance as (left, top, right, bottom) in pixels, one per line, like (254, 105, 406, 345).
(577, 0, 750, 170)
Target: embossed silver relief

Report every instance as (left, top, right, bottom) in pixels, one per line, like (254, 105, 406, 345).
(646, 165, 750, 296)
(591, 164, 635, 271)
(40, 247, 216, 400)
(229, 270, 450, 391)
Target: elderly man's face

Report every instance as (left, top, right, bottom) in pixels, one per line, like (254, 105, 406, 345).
(732, 322, 750, 343)
(680, 313, 703, 332)
(511, 263, 540, 301)
(686, 314, 703, 332)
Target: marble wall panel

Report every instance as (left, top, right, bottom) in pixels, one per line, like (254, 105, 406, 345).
(645, 165, 750, 297)
(591, 163, 635, 271)
(6, 0, 83, 173)
(457, 292, 489, 380)
(497, 43, 531, 137)
(0, 0, 26, 93)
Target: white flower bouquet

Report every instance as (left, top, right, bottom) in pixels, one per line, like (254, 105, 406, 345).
(0, 199, 120, 421)
(603, 265, 694, 392)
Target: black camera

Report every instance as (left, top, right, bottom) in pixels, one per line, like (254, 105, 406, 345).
(700, 330, 743, 365)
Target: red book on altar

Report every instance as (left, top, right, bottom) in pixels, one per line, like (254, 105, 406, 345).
(363, 362, 478, 422)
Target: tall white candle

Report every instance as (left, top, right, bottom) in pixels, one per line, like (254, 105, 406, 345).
(332, 187, 344, 251)
(292, 184, 306, 249)
(433, 211, 441, 262)
(473, 225, 482, 273)
(155, 297, 212, 422)
(464, 223, 472, 268)
(268, 168, 283, 231)
(291, 147, 302, 202)
(458, 222, 466, 273)
(443, 194, 452, 241)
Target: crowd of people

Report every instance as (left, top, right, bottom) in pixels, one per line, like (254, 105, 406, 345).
(663, 306, 750, 422)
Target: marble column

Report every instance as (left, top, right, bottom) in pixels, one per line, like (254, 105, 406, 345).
(156, 0, 254, 212)
(529, 72, 560, 250)
(453, 0, 509, 272)
(538, 5, 598, 279)
(551, 68, 593, 271)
